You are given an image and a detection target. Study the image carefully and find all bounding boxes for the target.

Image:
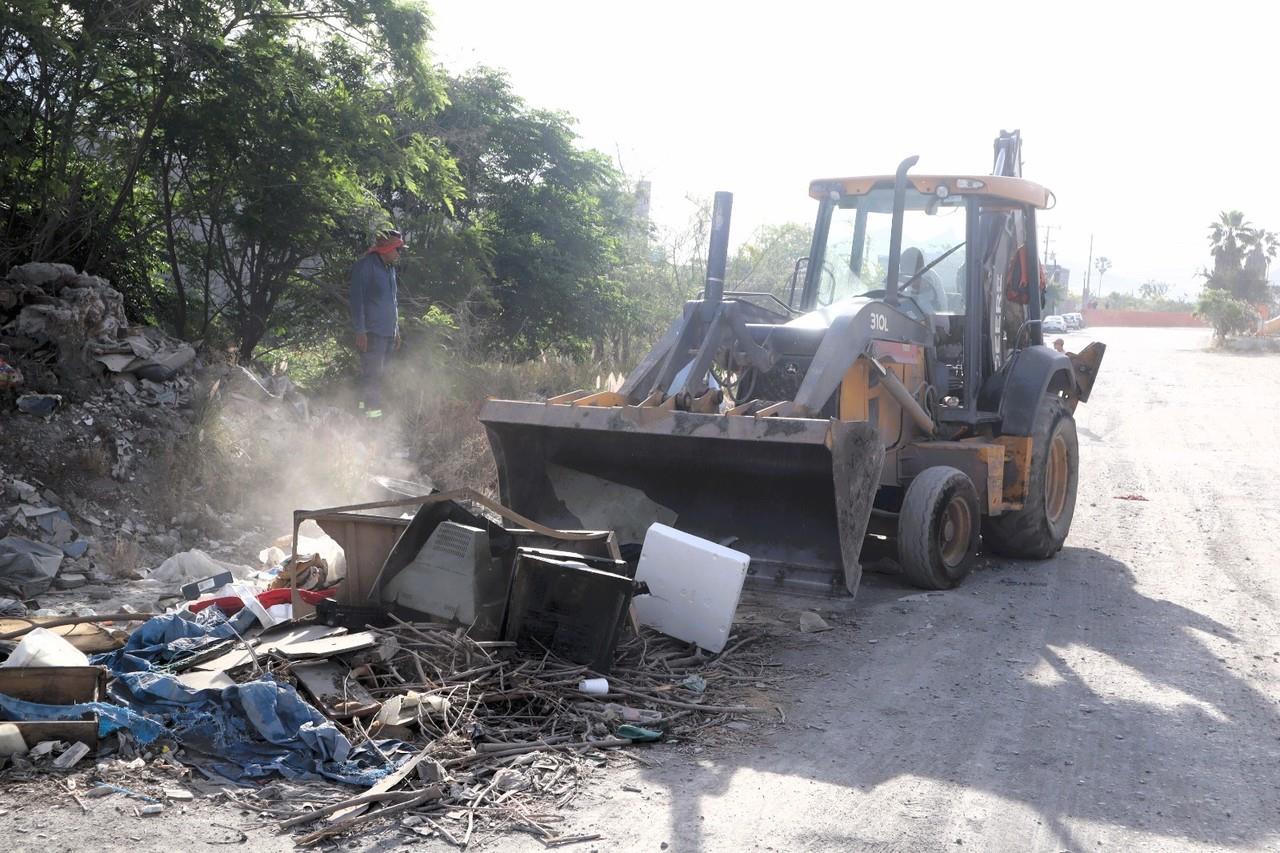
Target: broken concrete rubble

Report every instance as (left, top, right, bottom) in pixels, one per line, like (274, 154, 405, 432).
(0, 263, 189, 398)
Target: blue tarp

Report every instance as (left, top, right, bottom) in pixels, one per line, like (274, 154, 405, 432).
(93, 611, 236, 674)
(0, 693, 168, 742)
(0, 614, 400, 785)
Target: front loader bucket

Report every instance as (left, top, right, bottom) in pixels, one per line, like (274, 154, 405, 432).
(480, 400, 884, 598)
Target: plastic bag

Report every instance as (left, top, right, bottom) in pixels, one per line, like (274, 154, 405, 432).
(0, 536, 63, 598)
(150, 549, 251, 583)
(0, 597, 28, 618)
(2, 627, 90, 667)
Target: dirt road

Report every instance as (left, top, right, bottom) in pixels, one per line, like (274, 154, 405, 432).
(5, 327, 1277, 852)
(569, 326, 1280, 852)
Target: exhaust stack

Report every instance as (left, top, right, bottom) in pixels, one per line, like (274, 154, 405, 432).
(702, 191, 733, 314)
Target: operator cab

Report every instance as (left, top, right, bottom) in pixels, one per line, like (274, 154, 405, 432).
(792, 174, 1053, 420)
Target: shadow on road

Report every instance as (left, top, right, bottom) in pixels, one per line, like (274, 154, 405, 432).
(639, 547, 1276, 851)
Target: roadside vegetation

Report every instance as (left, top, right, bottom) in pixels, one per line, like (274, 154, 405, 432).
(2, 0, 812, 377)
(1194, 210, 1277, 343)
(2, 0, 830, 498)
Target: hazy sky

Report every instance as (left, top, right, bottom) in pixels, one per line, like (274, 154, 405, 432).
(428, 1, 1280, 299)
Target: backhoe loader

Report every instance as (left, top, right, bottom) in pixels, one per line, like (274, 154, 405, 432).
(480, 131, 1105, 598)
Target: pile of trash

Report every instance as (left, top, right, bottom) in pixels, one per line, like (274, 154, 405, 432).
(0, 261, 334, 595)
(0, 473, 104, 604)
(0, 262, 212, 541)
(0, 262, 197, 407)
(0, 491, 776, 846)
(0, 461, 264, 615)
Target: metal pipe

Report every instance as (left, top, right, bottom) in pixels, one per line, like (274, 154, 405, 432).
(884, 155, 919, 307)
(870, 357, 935, 435)
(703, 191, 733, 314)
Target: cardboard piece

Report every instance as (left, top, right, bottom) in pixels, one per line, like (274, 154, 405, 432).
(176, 670, 236, 691)
(292, 660, 379, 719)
(193, 624, 345, 672)
(278, 631, 378, 660)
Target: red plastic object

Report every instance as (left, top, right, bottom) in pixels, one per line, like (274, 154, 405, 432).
(188, 587, 336, 615)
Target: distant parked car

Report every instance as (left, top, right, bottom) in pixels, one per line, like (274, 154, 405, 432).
(1065, 312, 1084, 329)
(1042, 314, 1068, 333)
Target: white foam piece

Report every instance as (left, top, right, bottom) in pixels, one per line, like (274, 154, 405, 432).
(632, 523, 750, 654)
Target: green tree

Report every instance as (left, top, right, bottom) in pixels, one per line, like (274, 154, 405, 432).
(158, 8, 457, 355)
(1138, 280, 1170, 301)
(1, 0, 459, 356)
(727, 222, 813, 306)
(393, 68, 635, 359)
(1195, 288, 1258, 340)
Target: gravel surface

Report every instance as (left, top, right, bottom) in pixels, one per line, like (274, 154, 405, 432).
(5, 326, 1277, 852)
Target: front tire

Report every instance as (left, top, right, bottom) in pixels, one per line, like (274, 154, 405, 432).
(983, 395, 1079, 558)
(897, 466, 981, 590)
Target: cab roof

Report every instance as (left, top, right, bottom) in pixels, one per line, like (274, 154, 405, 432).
(808, 174, 1053, 209)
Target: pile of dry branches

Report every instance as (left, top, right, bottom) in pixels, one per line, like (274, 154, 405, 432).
(279, 616, 778, 847)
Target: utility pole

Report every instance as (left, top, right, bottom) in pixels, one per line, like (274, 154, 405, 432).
(1041, 225, 1058, 268)
(1083, 233, 1094, 307)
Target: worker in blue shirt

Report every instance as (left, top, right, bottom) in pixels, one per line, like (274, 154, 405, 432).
(349, 229, 403, 418)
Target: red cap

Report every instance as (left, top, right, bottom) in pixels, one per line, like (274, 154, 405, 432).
(368, 229, 404, 255)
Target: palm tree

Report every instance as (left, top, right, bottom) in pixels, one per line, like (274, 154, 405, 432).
(1243, 228, 1278, 276)
(1207, 211, 1254, 289)
(1209, 210, 1253, 253)
(1240, 228, 1277, 303)
(1094, 256, 1112, 298)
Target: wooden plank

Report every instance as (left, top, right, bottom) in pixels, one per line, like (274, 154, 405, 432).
(313, 515, 407, 605)
(753, 400, 789, 418)
(546, 389, 590, 404)
(0, 619, 123, 653)
(0, 666, 105, 704)
(570, 390, 627, 408)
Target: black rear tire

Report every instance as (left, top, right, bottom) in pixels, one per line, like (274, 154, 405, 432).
(983, 395, 1079, 558)
(897, 466, 980, 590)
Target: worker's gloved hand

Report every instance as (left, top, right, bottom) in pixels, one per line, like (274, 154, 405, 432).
(355, 333, 368, 353)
